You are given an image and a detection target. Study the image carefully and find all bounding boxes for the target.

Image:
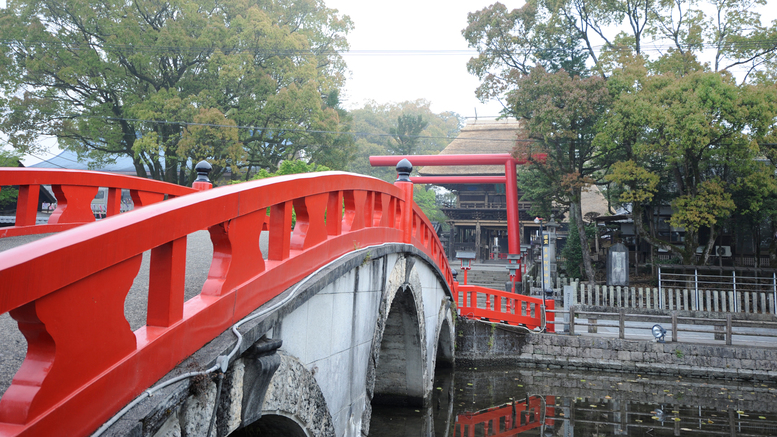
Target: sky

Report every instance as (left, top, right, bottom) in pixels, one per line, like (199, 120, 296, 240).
(324, 0, 515, 120)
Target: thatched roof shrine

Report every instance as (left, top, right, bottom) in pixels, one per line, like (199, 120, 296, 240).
(417, 118, 522, 177)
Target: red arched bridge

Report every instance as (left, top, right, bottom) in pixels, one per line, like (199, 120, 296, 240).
(0, 164, 553, 437)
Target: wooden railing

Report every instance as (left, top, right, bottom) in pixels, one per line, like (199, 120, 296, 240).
(558, 307, 777, 345)
(0, 171, 452, 437)
(454, 284, 555, 332)
(0, 168, 195, 238)
(454, 396, 555, 437)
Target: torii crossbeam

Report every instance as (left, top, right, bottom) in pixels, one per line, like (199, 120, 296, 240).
(370, 153, 546, 286)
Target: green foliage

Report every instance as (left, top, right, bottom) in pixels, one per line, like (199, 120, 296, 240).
(413, 185, 448, 227)
(507, 66, 613, 282)
(388, 114, 429, 156)
(561, 215, 596, 280)
(0, 0, 353, 185)
(561, 215, 584, 280)
(465, 0, 777, 268)
(247, 160, 331, 180)
(347, 99, 463, 182)
(0, 150, 21, 209)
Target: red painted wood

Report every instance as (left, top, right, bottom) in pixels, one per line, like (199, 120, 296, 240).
(0, 171, 454, 437)
(369, 154, 547, 166)
(148, 237, 187, 327)
(454, 284, 554, 331)
(14, 185, 39, 227)
(0, 169, 195, 238)
(410, 176, 506, 184)
(106, 187, 122, 216)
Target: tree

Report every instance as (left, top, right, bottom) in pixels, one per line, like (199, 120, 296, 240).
(600, 61, 777, 265)
(0, 150, 21, 211)
(0, 0, 352, 185)
(387, 114, 429, 156)
(509, 66, 613, 284)
(347, 99, 462, 181)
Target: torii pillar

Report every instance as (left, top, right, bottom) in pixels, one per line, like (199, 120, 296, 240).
(370, 153, 546, 286)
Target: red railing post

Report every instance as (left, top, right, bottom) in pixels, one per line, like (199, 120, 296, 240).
(394, 159, 414, 244)
(147, 237, 187, 327)
(15, 184, 40, 226)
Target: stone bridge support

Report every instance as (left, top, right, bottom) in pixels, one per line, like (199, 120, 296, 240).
(100, 245, 454, 437)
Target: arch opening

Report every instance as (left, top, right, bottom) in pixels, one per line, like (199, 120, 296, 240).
(372, 285, 425, 408)
(228, 414, 309, 437)
(435, 318, 454, 370)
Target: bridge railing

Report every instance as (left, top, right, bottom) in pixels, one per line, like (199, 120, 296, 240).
(454, 284, 555, 332)
(0, 171, 452, 437)
(454, 395, 555, 437)
(0, 168, 196, 238)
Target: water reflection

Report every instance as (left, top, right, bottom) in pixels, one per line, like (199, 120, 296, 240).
(370, 367, 777, 436)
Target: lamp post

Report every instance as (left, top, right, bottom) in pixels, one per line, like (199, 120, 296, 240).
(456, 251, 476, 285)
(534, 217, 547, 296)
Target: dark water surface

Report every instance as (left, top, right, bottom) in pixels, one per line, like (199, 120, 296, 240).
(370, 366, 777, 436)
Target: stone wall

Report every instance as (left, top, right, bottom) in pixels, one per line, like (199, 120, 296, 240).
(455, 317, 777, 381)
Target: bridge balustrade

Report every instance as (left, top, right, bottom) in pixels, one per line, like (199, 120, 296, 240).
(0, 168, 195, 238)
(0, 171, 452, 437)
(455, 284, 555, 332)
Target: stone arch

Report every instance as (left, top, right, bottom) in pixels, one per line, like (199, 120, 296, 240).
(367, 255, 429, 410)
(434, 316, 454, 369)
(257, 352, 335, 437)
(229, 413, 309, 437)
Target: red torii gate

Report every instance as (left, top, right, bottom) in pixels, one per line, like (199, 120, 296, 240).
(370, 153, 546, 286)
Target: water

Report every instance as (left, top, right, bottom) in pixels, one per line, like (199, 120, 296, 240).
(370, 367, 777, 436)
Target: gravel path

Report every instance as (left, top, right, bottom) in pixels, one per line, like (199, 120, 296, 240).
(0, 231, 219, 396)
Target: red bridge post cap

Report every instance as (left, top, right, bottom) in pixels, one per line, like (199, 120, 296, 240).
(396, 158, 412, 182)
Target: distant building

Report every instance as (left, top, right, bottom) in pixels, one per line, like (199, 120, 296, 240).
(419, 118, 608, 263)
(29, 149, 139, 175)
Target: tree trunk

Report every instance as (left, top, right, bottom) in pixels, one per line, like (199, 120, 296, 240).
(572, 196, 596, 286)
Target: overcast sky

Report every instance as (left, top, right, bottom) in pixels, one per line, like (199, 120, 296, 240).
(326, 0, 776, 119)
(324, 0, 515, 119)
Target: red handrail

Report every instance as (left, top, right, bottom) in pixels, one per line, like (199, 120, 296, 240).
(0, 168, 196, 238)
(454, 284, 555, 332)
(0, 171, 453, 437)
(455, 396, 555, 437)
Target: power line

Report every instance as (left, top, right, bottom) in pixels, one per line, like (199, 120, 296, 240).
(2, 39, 775, 57)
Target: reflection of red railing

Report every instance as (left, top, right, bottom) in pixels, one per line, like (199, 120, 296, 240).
(0, 171, 452, 437)
(0, 169, 196, 238)
(455, 396, 556, 437)
(454, 284, 555, 332)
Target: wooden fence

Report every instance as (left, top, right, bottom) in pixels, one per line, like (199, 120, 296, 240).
(550, 307, 777, 346)
(572, 283, 777, 315)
